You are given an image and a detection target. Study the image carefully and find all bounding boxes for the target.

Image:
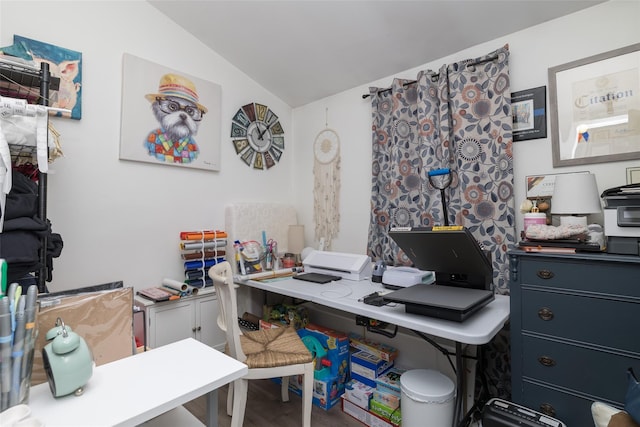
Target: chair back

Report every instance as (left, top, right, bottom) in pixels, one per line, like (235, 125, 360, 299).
(209, 261, 246, 363)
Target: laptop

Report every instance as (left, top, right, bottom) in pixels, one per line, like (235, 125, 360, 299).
(383, 226, 495, 322)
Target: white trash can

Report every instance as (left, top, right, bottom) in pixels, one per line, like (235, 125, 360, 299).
(400, 369, 455, 427)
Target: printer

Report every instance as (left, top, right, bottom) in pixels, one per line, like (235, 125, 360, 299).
(382, 266, 434, 289)
(302, 250, 372, 281)
(382, 227, 495, 322)
(601, 183, 640, 255)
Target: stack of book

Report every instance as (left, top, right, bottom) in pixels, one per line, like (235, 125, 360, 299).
(179, 230, 227, 288)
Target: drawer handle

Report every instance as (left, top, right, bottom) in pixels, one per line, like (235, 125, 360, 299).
(538, 356, 556, 367)
(538, 307, 554, 321)
(539, 403, 556, 417)
(536, 269, 554, 280)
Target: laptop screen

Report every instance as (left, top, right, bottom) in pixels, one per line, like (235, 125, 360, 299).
(388, 226, 493, 290)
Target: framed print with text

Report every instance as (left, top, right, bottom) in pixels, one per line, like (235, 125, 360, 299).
(549, 43, 640, 167)
(512, 86, 547, 141)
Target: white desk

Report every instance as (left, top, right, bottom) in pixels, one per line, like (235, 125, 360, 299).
(28, 338, 248, 427)
(244, 277, 509, 345)
(242, 276, 509, 426)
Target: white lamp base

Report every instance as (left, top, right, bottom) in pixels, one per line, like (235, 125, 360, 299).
(559, 215, 588, 227)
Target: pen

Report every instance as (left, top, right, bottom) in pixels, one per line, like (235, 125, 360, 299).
(0, 259, 6, 297)
(0, 297, 11, 411)
(9, 297, 24, 406)
(7, 283, 17, 343)
(20, 285, 37, 385)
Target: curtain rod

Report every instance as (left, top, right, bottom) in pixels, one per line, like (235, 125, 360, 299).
(362, 50, 501, 99)
(362, 80, 417, 99)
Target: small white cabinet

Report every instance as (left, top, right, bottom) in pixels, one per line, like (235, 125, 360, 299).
(134, 290, 226, 351)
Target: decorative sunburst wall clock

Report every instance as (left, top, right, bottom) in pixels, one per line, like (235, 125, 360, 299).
(230, 102, 284, 170)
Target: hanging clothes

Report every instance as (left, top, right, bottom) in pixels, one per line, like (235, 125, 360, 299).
(0, 170, 63, 283)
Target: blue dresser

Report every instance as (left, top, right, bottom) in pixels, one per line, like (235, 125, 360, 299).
(509, 250, 640, 426)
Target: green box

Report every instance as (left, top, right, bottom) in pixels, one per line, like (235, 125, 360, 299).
(369, 398, 401, 426)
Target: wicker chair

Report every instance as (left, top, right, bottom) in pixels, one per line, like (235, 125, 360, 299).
(208, 261, 314, 427)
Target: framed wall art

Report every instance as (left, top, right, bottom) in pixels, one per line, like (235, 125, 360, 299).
(512, 86, 547, 141)
(526, 173, 558, 199)
(549, 43, 640, 167)
(13, 35, 83, 119)
(119, 53, 221, 171)
(627, 167, 640, 185)
(526, 171, 590, 199)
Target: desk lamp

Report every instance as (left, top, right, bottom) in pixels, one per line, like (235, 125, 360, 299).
(550, 172, 602, 226)
(42, 317, 94, 397)
(288, 224, 305, 266)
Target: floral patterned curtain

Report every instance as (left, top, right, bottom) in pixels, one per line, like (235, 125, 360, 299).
(367, 45, 515, 294)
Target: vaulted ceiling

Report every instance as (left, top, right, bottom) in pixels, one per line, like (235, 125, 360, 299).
(148, 0, 606, 108)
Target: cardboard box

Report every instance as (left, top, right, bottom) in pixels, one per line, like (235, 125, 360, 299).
(259, 319, 281, 329)
(281, 323, 350, 410)
(33, 287, 134, 385)
(372, 387, 400, 410)
(350, 350, 393, 388)
(344, 378, 374, 409)
(349, 333, 398, 362)
(370, 398, 402, 426)
(375, 367, 405, 395)
(341, 397, 399, 427)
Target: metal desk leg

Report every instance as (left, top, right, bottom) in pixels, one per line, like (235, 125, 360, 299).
(206, 389, 219, 427)
(453, 341, 464, 427)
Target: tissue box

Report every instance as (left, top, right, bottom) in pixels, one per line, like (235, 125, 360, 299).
(344, 379, 374, 409)
(351, 350, 393, 388)
(342, 397, 399, 427)
(370, 398, 402, 426)
(372, 387, 400, 410)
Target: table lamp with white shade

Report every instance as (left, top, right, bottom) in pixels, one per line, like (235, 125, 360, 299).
(550, 172, 602, 226)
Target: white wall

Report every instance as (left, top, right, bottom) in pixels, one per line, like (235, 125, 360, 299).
(1, 1, 296, 292)
(293, 0, 640, 254)
(2, 1, 639, 294)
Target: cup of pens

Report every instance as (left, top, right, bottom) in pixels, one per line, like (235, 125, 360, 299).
(1, 283, 39, 412)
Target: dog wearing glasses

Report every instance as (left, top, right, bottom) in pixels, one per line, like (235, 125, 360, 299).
(144, 74, 208, 165)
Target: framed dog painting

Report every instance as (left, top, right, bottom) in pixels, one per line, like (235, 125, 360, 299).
(119, 53, 221, 171)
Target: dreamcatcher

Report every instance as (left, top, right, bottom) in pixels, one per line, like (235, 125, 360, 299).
(313, 109, 340, 250)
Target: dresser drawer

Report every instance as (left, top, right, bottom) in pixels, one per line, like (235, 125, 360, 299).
(521, 379, 612, 426)
(521, 288, 640, 353)
(522, 335, 640, 402)
(519, 257, 640, 296)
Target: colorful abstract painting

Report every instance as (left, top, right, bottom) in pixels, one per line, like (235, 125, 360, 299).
(14, 35, 83, 119)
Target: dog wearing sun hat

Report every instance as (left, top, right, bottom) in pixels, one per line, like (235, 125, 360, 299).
(144, 73, 208, 164)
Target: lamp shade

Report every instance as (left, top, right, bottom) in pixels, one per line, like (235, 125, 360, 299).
(551, 173, 602, 216)
(287, 225, 305, 254)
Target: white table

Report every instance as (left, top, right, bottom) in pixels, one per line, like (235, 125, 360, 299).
(28, 338, 248, 427)
(242, 276, 510, 426)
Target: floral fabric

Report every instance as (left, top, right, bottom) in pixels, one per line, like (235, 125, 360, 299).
(367, 45, 516, 294)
